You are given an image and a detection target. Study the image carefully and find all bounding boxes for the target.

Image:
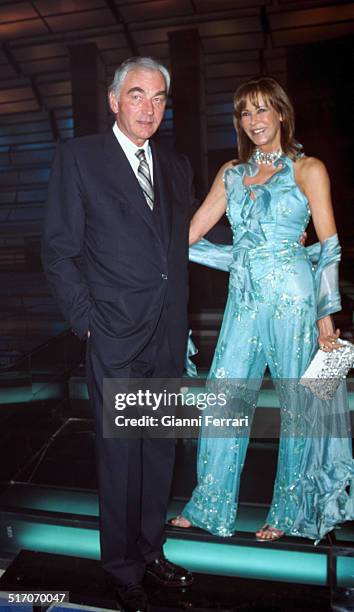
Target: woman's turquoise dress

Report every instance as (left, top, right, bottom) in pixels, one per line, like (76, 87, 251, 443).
(182, 153, 354, 540)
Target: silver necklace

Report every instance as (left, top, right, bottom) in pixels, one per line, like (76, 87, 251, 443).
(253, 148, 282, 166)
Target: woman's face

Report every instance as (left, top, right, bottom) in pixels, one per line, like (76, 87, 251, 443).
(239, 94, 282, 151)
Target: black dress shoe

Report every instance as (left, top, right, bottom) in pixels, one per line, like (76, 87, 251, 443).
(145, 554, 193, 588)
(116, 583, 150, 612)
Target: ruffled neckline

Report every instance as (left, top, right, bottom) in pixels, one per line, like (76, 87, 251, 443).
(225, 154, 291, 226)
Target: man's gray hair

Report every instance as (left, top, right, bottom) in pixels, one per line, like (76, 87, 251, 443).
(108, 57, 171, 98)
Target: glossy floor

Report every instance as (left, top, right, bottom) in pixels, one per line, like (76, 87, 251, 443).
(0, 550, 335, 611)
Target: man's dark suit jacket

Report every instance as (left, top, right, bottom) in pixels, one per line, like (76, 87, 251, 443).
(42, 130, 193, 373)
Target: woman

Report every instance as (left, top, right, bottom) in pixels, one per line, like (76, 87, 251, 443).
(170, 76, 354, 542)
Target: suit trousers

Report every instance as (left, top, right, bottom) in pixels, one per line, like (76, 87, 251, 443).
(86, 306, 178, 586)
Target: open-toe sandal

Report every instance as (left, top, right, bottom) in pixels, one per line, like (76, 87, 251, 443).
(255, 524, 284, 542)
(167, 515, 192, 529)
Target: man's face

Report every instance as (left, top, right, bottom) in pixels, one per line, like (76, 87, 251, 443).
(109, 68, 167, 146)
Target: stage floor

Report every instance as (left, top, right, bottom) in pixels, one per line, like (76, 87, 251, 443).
(0, 549, 335, 611)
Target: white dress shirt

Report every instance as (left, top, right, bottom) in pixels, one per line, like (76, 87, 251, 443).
(112, 122, 154, 185)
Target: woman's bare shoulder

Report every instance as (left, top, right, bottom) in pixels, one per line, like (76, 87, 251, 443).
(216, 159, 239, 180)
(295, 155, 329, 188)
(296, 155, 328, 176)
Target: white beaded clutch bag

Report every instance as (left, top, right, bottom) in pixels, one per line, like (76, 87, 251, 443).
(300, 339, 354, 400)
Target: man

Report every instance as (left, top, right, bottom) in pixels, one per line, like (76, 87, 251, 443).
(42, 57, 194, 612)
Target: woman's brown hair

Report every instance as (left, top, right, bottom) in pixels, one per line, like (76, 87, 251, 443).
(233, 76, 302, 163)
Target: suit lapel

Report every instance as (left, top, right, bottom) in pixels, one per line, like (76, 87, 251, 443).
(151, 141, 172, 252)
(103, 130, 160, 240)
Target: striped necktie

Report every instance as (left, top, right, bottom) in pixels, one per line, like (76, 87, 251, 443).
(135, 148, 154, 210)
